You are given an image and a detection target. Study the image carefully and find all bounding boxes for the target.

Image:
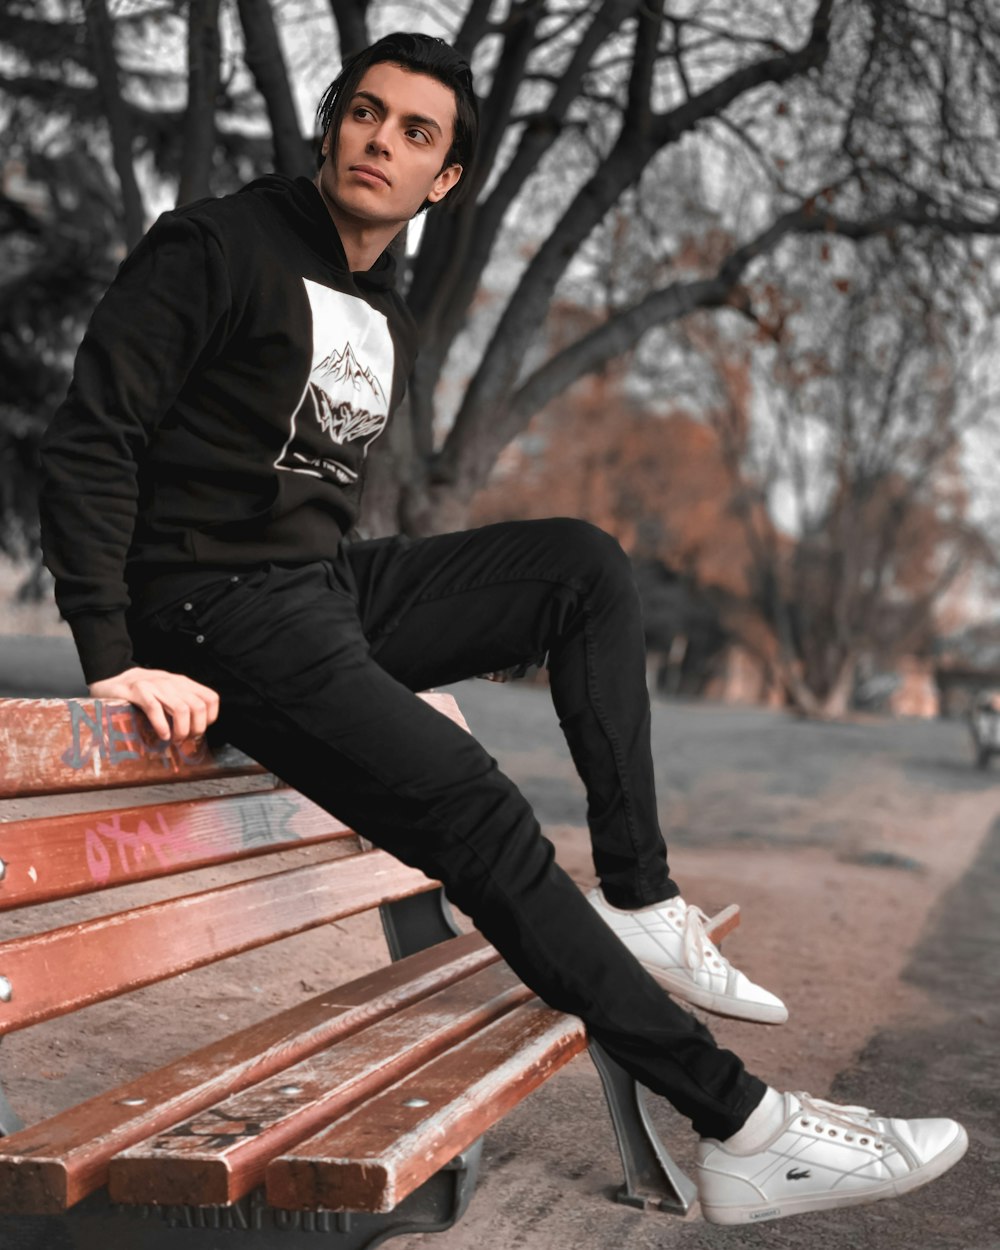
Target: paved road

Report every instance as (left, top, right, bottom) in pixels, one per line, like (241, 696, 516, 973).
(0, 635, 86, 698)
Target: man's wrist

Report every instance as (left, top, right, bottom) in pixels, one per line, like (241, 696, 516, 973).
(67, 611, 134, 686)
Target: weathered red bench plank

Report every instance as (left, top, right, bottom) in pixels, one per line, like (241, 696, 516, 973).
(0, 689, 693, 1233)
(0, 698, 261, 797)
(0, 691, 468, 799)
(0, 850, 434, 1034)
(267, 1000, 586, 1213)
(109, 961, 532, 1207)
(0, 931, 496, 1213)
(0, 790, 351, 909)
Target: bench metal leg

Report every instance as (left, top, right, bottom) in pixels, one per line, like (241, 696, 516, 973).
(380, 896, 698, 1216)
(378, 887, 462, 962)
(0, 1046, 24, 1137)
(0, 1083, 24, 1137)
(589, 1041, 697, 1214)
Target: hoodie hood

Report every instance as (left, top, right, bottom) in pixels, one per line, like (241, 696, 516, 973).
(238, 173, 400, 293)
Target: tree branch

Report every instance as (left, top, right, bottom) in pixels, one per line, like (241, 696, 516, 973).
(625, 0, 663, 133)
(509, 197, 1000, 429)
(437, 0, 838, 492)
(82, 0, 145, 246)
(650, 0, 834, 146)
(328, 0, 370, 62)
(237, 0, 311, 176)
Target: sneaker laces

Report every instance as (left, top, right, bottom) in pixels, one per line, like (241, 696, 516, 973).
(679, 902, 730, 975)
(794, 1093, 883, 1144)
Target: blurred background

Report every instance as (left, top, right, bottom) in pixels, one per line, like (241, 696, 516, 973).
(3, 0, 1000, 721)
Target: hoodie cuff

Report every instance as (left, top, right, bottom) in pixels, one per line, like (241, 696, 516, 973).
(67, 611, 135, 686)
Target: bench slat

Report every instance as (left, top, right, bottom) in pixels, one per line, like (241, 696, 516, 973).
(0, 790, 352, 910)
(0, 692, 468, 799)
(267, 1000, 586, 1214)
(109, 962, 531, 1207)
(0, 850, 434, 1034)
(0, 699, 261, 797)
(0, 932, 496, 1213)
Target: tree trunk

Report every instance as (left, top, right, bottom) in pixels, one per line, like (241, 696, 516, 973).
(357, 397, 412, 538)
(178, 0, 221, 206)
(329, 0, 370, 61)
(82, 0, 145, 246)
(814, 655, 857, 719)
(237, 0, 312, 176)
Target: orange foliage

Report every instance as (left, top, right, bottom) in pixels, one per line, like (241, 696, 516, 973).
(470, 373, 761, 598)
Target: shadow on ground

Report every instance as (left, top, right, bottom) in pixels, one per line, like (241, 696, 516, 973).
(706, 818, 1000, 1250)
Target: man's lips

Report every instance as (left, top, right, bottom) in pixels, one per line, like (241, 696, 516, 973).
(349, 164, 391, 186)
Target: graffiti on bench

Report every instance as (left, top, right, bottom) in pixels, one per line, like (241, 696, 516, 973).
(62, 700, 210, 773)
(81, 793, 304, 886)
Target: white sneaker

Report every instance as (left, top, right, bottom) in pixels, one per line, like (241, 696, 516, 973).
(698, 1091, 969, 1225)
(587, 888, 787, 1024)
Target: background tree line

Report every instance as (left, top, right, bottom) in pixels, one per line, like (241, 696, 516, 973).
(2, 0, 1000, 714)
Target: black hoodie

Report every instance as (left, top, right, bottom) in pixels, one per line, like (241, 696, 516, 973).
(39, 175, 417, 684)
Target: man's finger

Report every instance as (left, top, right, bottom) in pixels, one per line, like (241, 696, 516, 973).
(166, 699, 192, 743)
(150, 686, 192, 743)
(188, 699, 209, 739)
(187, 677, 220, 704)
(189, 684, 220, 727)
(175, 678, 220, 726)
(132, 687, 173, 741)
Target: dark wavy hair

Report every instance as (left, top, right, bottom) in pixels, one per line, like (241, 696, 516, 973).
(314, 32, 479, 207)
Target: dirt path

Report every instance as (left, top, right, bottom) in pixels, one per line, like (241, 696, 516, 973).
(388, 682, 1000, 1249)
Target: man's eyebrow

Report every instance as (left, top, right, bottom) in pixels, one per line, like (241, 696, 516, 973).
(351, 89, 444, 137)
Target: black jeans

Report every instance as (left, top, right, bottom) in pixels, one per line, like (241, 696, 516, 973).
(130, 518, 765, 1138)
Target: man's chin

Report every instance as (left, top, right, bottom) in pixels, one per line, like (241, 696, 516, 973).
(328, 191, 412, 230)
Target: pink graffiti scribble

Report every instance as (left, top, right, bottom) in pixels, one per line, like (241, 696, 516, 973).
(83, 810, 192, 884)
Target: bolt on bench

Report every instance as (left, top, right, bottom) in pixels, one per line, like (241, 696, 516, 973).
(0, 691, 717, 1249)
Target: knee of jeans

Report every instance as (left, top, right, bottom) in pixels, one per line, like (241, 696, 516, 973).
(547, 518, 634, 597)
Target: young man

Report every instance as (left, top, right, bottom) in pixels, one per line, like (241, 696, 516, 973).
(39, 31, 967, 1226)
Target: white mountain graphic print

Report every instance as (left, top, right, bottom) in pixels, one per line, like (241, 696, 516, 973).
(275, 280, 395, 486)
(316, 342, 387, 403)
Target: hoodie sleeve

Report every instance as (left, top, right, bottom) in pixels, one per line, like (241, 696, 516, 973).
(39, 213, 232, 684)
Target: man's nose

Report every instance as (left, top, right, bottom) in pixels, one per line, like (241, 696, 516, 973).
(365, 124, 392, 157)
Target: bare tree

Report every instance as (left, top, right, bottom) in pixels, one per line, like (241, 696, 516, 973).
(5, 0, 1000, 556)
(238, 0, 313, 176)
(692, 242, 997, 716)
(295, 0, 1000, 538)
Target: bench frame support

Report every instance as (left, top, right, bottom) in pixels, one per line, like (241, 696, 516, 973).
(0, 893, 695, 1243)
(380, 886, 697, 1219)
(0, 891, 479, 1248)
(589, 1042, 697, 1213)
(0, 1046, 24, 1137)
(0, 1156, 483, 1250)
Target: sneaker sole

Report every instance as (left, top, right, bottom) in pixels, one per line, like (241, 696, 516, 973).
(641, 963, 789, 1025)
(700, 1123, 969, 1225)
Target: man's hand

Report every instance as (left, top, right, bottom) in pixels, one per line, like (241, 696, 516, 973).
(88, 667, 220, 744)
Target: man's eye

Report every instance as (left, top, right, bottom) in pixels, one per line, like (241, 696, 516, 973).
(407, 128, 429, 143)
(354, 106, 374, 120)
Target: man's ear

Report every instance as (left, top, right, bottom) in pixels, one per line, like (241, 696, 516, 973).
(321, 130, 332, 159)
(427, 163, 463, 204)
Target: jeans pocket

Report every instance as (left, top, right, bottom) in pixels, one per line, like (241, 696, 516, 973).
(153, 566, 274, 641)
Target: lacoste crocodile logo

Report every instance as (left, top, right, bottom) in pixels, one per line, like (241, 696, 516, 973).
(786, 1168, 812, 1180)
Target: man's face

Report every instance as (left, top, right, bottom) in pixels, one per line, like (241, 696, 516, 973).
(317, 62, 463, 231)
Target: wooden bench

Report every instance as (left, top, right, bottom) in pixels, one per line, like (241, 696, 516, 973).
(0, 691, 714, 1249)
